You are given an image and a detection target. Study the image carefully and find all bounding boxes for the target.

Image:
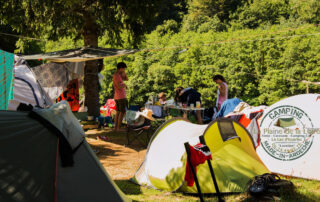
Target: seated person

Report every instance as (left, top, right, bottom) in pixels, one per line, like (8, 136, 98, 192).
(175, 87, 203, 124)
(159, 92, 167, 105)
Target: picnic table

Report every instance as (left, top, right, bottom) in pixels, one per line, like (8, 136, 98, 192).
(167, 105, 205, 119)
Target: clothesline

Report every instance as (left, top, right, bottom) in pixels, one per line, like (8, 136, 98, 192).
(0, 32, 47, 41)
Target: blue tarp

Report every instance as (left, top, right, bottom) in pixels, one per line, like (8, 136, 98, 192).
(216, 98, 242, 118)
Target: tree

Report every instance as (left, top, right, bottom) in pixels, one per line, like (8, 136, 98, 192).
(0, 0, 162, 116)
(187, 0, 246, 23)
(0, 24, 18, 52)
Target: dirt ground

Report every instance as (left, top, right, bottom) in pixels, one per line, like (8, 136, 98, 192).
(85, 128, 148, 180)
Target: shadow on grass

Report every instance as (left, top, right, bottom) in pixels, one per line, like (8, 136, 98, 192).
(86, 128, 152, 152)
(115, 179, 142, 195)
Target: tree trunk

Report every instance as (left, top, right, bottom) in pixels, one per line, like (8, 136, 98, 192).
(83, 13, 100, 117)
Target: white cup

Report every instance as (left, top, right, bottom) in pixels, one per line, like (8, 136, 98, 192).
(190, 103, 194, 109)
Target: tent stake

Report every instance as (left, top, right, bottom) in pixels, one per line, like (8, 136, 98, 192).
(199, 136, 224, 202)
(184, 142, 204, 202)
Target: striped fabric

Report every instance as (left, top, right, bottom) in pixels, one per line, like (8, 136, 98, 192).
(0, 49, 14, 110)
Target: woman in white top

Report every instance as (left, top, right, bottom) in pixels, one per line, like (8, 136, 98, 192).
(213, 75, 228, 110)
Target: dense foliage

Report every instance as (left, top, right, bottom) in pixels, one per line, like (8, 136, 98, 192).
(100, 24, 320, 107)
(1, 0, 319, 108)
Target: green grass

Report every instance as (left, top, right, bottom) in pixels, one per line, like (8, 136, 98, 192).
(115, 177, 320, 202)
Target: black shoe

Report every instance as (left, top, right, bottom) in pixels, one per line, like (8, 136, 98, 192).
(249, 173, 294, 196)
(249, 174, 268, 196)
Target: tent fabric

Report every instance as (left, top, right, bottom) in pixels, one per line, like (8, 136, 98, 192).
(133, 118, 269, 194)
(225, 102, 268, 119)
(0, 49, 15, 110)
(257, 94, 320, 180)
(33, 100, 85, 149)
(224, 102, 267, 147)
(31, 62, 70, 101)
(0, 111, 59, 202)
(32, 62, 70, 88)
(0, 110, 129, 202)
(57, 141, 129, 202)
(22, 47, 138, 62)
(7, 61, 52, 110)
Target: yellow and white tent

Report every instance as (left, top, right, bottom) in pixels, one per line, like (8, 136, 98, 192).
(133, 118, 269, 194)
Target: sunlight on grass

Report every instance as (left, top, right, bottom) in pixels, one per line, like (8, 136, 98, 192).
(115, 177, 320, 202)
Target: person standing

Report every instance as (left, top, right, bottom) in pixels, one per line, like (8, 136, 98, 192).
(213, 75, 228, 110)
(113, 62, 128, 132)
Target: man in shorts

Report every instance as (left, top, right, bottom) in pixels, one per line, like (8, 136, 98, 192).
(113, 62, 128, 132)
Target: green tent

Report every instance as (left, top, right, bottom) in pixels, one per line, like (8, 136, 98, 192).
(274, 117, 296, 128)
(0, 109, 129, 202)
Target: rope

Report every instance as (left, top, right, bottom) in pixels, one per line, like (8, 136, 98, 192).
(0, 32, 47, 41)
(1, 24, 319, 52)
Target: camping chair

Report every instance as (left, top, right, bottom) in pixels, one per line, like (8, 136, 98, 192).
(184, 136, 224, 202)
(126, 110, 153, 147)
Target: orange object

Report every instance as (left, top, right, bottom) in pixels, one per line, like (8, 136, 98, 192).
(56, 79, 79, 112)
(238, 115, 251, 128)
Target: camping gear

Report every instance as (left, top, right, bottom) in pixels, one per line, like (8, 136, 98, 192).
(146, 105, 162, 118)
(249, 173, 293, 196)
(184, 138, 224, 202)
(0, 49, 15, 110)
(7, 57, 53, 110)
(127, 118, 152, 147)
(133, 118, 269, 194)
(139, 108, 155, 121)
(126, 110, 153, 146)
(97, 116, 113, 128)
(199, 136, 223, 202)
(184, 142, 205, 202)
(101, 99, 117, 117)
(0, 103, 129, 202)
(257, 94, 320, 181)
(56, 79, 80, 112)
(215, 98, 242, 118)
(224, 102, 268, 147)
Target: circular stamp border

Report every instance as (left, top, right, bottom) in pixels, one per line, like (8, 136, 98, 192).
(260, 105, 314, 161)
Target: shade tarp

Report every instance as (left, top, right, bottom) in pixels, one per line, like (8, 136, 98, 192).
(21, 47, 138, 62)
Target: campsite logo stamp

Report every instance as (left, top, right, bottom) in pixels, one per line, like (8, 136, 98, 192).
(260, 105, 317, 161)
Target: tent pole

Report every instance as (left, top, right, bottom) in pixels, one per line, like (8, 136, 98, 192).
(184, 142, 204, 202)
(199, 136, 224, 202)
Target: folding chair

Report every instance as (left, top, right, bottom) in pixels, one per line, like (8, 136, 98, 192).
(184, 135, 224, 202)
(126, 116, 152, 147)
